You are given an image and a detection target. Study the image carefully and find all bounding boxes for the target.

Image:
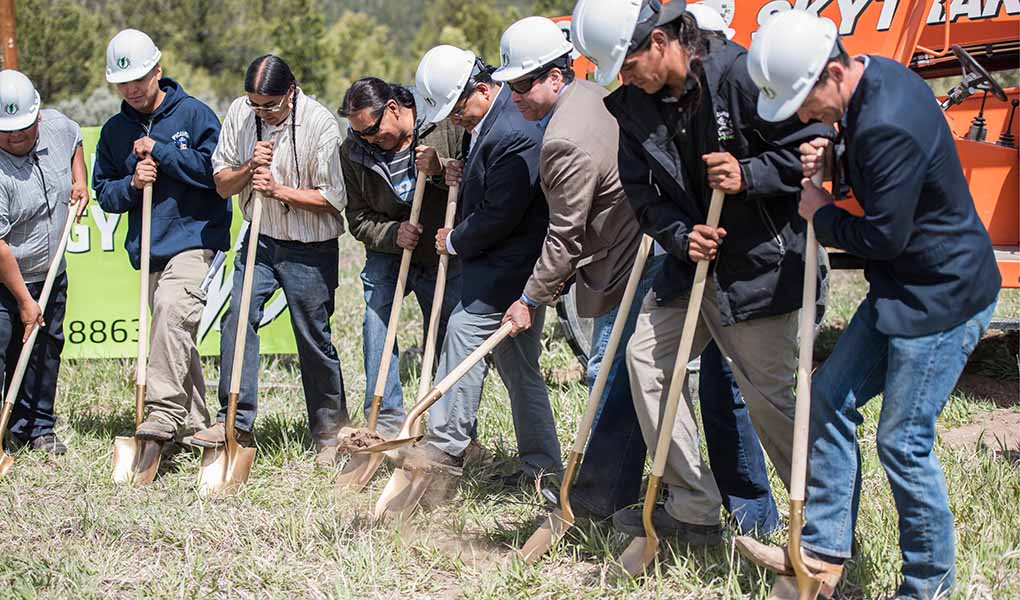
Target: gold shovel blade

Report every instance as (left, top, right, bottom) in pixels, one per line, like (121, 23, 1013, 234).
(112, 435, 138, 484)
(0, 452, 13, 477)
(618, 535, 659, 578)
(373, 467, 421, 519)
(518, 508, 573, 564)
(335, 452, 385, 492)
(198, 445, 256, 496)
(350, 435, 423, 455)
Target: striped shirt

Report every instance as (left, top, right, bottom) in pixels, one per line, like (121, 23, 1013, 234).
(0, 109, 82, 283)
(212, 90, 346, 242)
(380, 146, 415, 204)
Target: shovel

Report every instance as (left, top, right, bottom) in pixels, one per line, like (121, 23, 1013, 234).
(735, 170, 827, 599)
(112, 184, 163, 485)
(618, 189, 725, 577)
(372, 184, 459, 519)
(518, 234, 655, 562)
(0, 205, 77, 476)
(336, 172, 428, 492)
(196, 192, 264, 496)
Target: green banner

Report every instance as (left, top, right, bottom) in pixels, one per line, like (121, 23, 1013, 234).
(62, 127, 297, 359)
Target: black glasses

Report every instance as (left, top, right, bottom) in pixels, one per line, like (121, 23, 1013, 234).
(508, 65, 556, 95)
(351, 107, 387, 139)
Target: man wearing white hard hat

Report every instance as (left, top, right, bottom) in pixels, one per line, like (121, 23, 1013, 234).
(93, 29, 230, 447)
(571, 0, 831, 544)
(403, 45, 560, 486)
(492, 15, 780, 533)
(686, 3, 734, 40)
(738, 11, 1000, 599)
(0, 70, 87, 456)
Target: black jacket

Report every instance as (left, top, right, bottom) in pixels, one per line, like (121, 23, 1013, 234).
(605, 37, 832, 325)
(450, 86, 549, 314)
(814, 56, 1000, 337)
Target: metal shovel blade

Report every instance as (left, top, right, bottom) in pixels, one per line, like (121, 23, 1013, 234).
(350, 435, 423, 454)
(519, 508, 573, 564)
(197, 444, 256, 496)
(0, 452, 13, 477)
(335, 452, 385, 492)
(373, 467, 426, 519)
(619, 534, 659, 578)
(112, 435, 138, 484)
(111, 436, 162, 486)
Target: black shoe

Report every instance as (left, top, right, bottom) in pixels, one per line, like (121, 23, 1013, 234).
(28, 433, 67, 456)
(612, 505, 722, 546)
(540, 485, 612, 521)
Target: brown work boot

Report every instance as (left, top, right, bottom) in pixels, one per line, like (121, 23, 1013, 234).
(190, 422, 254, 449)
(734, 536, 843, 597)
(135, 413, 177, 442)
(392, 443, 464, 476)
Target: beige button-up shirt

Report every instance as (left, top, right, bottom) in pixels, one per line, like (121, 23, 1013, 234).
(212, 89, 346, 242)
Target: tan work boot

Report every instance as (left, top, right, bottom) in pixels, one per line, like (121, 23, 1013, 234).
(314, 439, 338, 469)
(190, 422, 254, 449)
(734, 536, 843, 598)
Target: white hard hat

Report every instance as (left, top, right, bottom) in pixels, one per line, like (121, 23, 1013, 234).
(687, 3, 734, 39)
(0, 70, 41, 132)
(415, 45, 478, 123)
(571, 0, 683, 86)
(492, 16, 574, 82)
(746, 10, 838, 122)
(106, 29, 162, 84)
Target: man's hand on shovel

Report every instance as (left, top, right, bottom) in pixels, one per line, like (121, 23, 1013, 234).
(502, 299, 535, 337)
(17, 298, 43, 344)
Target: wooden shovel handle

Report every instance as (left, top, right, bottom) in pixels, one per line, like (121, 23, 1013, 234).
(134, 184, 153, 426)
(649, 189, 725, 479)
(790, 171, 824, 502)
(0, 204, 77, 434)
(367, 172, 428, 429)
(227, 195, 264, 397)
(570, 235, 653, 454)
(416, 184, 458, 399)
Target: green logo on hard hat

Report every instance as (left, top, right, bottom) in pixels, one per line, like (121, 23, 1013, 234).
(502, 53, 510, 66)
(761, 86, 776, 100)
(117, 56, 131, 70)
(4, 103, 17, 115)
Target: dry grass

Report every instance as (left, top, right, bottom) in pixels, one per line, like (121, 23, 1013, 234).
(1, 237, 1018, 599)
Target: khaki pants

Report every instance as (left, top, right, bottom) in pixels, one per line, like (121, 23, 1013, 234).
(145, 249, 214, 438)
(626, 289, 797, 526)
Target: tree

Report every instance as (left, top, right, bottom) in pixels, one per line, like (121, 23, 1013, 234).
(322, 11, 406, 109)
(412, 0, 522, 67)
(268, 0, 331, 97)
(15, 0, 105, 102)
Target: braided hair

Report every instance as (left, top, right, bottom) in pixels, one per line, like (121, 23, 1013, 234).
(245, 54, 300, 184)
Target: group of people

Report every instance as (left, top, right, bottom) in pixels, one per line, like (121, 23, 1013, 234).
(0, 1, 1001, 598)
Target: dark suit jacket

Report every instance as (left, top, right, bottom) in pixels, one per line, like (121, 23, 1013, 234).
(814, 56, 1000, 337)
(450, 86, 549, 314)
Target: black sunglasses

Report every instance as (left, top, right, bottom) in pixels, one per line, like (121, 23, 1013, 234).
(508, 65, 557, 95)
(352, 106, 387, 139)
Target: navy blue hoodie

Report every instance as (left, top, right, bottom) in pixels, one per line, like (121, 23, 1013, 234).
(93, 78, 231, 272)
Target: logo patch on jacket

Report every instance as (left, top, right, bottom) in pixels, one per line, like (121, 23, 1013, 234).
(716, 110, 735, 142)
(172, 130, 190, 150)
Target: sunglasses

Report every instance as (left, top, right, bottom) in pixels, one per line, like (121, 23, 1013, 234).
(508, 66, 556, 95)
(451, 85, 479, 118)
(245, 96, 288, 114)
(351, 106, 387, 139)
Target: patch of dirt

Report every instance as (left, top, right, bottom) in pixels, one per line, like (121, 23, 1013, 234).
(955, 374, 1020, 408)
(336, 429, 385, 454)
(940, 409, 1020, 455)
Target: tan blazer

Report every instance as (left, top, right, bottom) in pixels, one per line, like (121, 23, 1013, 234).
(523, 80, 642, 318)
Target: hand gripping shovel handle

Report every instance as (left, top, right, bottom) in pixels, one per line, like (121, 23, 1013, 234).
(789, 171, 825, 599)
(134, 184, 153, 427)
(365, 171, 428, 431)
(621, 189, 725, 576)
(0, 205, 77, 457)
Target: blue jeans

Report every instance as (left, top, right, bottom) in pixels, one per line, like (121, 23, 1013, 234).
(0, 272, 66, 441)
(803, 298, 997, 599)
(360, 251, 461, 435)
(571, 255, 778, 534)
(217, 234, 348, 442)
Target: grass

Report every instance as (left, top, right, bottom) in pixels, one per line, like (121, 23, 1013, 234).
(1, 237, 1019, 599)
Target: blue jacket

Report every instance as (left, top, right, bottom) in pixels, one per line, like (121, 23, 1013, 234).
(93, 78, 231, 272)
(450, 86, 548, 314)
(814, 56, 1000, 337)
